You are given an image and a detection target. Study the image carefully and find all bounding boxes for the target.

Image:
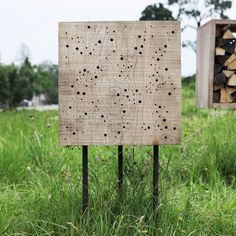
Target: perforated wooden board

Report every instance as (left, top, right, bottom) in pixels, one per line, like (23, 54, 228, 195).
(59, 21, 181, 145)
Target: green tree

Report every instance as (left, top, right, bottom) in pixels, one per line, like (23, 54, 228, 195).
(11, 57, 35, 107)
(140, 0, 232, 52)
(140, 3, 174, 21)
(0, 65, 10, 107)
(0, 58, 58, 108)
(168, 0, 232, 28)
(168, 0, 232, 51)
(35, 62, 58, 104)
(0, 64, 18, 108)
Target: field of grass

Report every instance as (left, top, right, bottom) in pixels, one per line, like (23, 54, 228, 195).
(0, 80, 236, 235)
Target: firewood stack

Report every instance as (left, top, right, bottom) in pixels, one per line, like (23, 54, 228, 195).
(214, 26, 236, 103)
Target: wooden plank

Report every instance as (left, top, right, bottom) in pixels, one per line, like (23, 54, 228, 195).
(221, 24, 231, 33)
(227, 74, 236, 86)
(226, 87, 236, 94)
(215, 47, 225, 56)
(215, 25, 222, 37)
(213, 103, 236, 108)
(196, 20, 215, 108)
(58, 21, 181, 145)
(223, 70, 235, 78)
(220, 87, 236, 103)
(197, 20, 236, 108)
(213, 83, 224, 91)
(227, 59, 236, 70)
(220, 88, 233, 103)
(214, 19, 236, 31)
(208, 22, 217, 107)
(222, 29, 235, 39)
(224, 53, 236, 66)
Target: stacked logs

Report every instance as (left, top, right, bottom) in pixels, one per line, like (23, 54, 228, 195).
(214, 26, 236, 103)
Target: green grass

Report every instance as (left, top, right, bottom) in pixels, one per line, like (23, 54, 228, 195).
(0, 80, 236, 235)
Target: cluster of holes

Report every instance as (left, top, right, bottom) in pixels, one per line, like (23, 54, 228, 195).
(63, 24, 177, 142)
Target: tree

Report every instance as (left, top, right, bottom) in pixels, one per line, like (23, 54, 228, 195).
(140, 0, 232, 52)
(0, 58, 58, 108)
(0, 64, 18, 108)
(35, 62, 58, 104)
(12, 57, 35, 107)
(16, 44, 31, 63)
(168, 0, 232, 52)
(140, 3, 174, 21)
(168, 0, 232, 28)
(0, 65, 10, 107)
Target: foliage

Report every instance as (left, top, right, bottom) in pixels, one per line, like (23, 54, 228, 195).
(140, 3, 174, 21)
(36, 62, 58, 104)
(0, 79, 236, 235)
(140, 0, 232, 52)
(168, 0, 232, 28)
(170, 0, 232, 52)
(0, 59, 58, 108)
(13, 58, 35, 107)
(0, 64, 17, 107)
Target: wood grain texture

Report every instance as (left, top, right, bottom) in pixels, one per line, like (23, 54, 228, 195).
(197, 19, 236, 109)
(196, 20, 215, 108)
(213, 103, 236, 108)
(58, 21, 181, 145)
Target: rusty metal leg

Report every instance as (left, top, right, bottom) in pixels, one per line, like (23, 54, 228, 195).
(82, 145, 88, 212)
(118, 145, 123, 201)
(153, 145, 159, 210)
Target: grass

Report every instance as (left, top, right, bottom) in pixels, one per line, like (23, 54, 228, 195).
(0, 79, 236, 235)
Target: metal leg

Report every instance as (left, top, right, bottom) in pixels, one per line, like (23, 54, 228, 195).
(118, 145, 123, 201)
(153, 145, 159, 210)
(82, 145, 88, 212)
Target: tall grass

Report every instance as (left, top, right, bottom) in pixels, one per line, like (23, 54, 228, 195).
(0, 80, 236, 235)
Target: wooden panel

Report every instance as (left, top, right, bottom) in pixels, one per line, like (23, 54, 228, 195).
(59, 21, 181, 145)
(196, 21, 214, 108)
(208, 22, 216, 107)
(197, 19, 236, 109)
(214, 19, 236, 32)
(213, 103, 236, 109)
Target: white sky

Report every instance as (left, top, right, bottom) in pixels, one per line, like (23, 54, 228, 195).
(0, 0, 235, 76)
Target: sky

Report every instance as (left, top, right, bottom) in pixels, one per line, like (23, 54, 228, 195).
(0, 0, 235, 76)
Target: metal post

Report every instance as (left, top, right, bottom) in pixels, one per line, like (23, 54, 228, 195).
(118, 145, 123, 201)
(153, 145, 159, 210)
(82, 145, 88, 212)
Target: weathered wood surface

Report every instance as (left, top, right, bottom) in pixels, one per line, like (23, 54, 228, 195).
(213, 102, 236, 108)
(223, 29, 235, 39)
(228, 59, 236, 70)
(215, 47, 225, 56)
(59, 21, 181, 145)
(227, 74, 236, 86)
(196, 19, 236, 108)
(196, 20, 215, 108)
(223, 70, 234, 78)
(224, 54, 236, 66)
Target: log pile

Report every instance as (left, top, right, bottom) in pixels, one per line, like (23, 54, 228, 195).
(214, 26, 236, 103)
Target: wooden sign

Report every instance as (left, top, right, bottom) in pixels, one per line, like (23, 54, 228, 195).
(59, 21, 181, 145)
